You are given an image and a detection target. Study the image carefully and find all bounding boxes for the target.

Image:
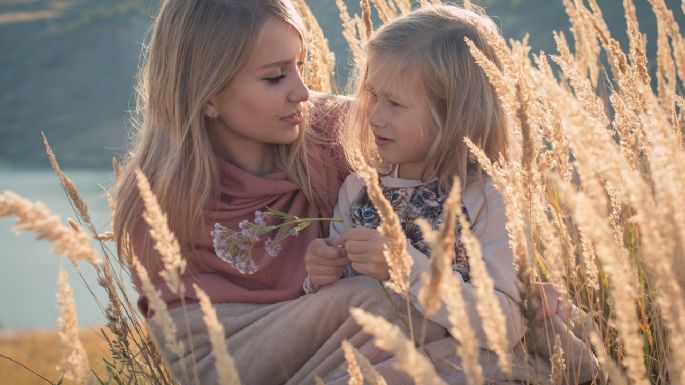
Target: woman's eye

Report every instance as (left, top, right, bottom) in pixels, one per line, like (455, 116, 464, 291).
(389, 99, 402, 108)
(265, 74, 286, 84)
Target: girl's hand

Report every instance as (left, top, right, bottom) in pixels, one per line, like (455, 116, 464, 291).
(305, 237, 349, 288)
(341, 227, 389, 281)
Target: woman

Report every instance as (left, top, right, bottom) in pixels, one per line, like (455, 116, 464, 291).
(114, 1, 446, 384)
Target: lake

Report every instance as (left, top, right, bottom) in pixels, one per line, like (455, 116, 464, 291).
(0, 169, 130, 330)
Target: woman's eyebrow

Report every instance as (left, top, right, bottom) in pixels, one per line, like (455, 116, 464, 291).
(258, 58, 293, 70)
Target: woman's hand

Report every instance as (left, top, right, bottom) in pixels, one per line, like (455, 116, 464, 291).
(305, 237, 349, 288)
(341, 227, 389, 281)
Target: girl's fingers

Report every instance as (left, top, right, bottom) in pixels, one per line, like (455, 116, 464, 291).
(308, 264, 344, 276)
(344, 239, 384, 255)
(341, 227, 377, 241)
(351, 261, 389, 281)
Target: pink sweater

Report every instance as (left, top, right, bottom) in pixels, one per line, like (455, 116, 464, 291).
(133, 98, 348, 316)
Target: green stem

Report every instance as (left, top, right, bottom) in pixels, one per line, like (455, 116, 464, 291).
(0, 352, 56, 385)
(269, 217, 345, 230)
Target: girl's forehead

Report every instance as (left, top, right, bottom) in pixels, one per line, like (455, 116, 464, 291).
(366, 53, 422, 94)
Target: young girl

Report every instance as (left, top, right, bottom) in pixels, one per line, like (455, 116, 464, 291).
(113, 1, 442, 384)
(307, 5, 598, 383)
(307, 3, 525, 348)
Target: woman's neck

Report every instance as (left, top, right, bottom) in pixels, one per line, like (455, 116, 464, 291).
(213, 141, 276, 176)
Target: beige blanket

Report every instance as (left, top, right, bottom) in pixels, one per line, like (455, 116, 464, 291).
(149, 276, 596, 385)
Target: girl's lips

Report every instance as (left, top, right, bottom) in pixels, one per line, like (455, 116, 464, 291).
(280, 111, 303, 125)
(374, 135, 393, 147)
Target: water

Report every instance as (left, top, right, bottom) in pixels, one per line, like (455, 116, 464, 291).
(0, 169, 132, 330)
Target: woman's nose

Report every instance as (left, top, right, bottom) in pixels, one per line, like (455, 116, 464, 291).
(288, 72, 310, 103)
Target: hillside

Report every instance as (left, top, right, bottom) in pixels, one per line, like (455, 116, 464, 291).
(0, 0, 682, 169)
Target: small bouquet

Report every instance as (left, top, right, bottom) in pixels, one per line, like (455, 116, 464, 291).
(211, 208, 342, 274)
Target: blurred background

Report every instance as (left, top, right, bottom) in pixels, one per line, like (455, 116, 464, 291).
(0, 0, 682, 330)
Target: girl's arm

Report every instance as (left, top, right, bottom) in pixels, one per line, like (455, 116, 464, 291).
(303, 174, 360, 293)
(406, 177, 526, 350)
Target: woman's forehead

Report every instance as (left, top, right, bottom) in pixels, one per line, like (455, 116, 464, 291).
(247, 18, 303, 69)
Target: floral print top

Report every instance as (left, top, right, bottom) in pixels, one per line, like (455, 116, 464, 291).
(349, 179, 471, 282)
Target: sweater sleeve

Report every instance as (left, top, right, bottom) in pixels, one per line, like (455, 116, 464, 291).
(329, 173, 365, 238)
(407, 177, 526, 349)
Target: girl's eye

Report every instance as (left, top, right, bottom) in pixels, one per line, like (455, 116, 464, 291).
(265, 74, 286, 84)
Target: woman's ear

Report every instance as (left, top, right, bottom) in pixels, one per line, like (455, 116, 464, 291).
(203, 99, 219, 121)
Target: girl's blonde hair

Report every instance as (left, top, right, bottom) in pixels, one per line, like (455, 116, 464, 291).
(114, 0, 322, 259)
(341, 4, 509, 191)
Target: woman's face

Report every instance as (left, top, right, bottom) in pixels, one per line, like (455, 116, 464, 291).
(205, 17, 309, 161)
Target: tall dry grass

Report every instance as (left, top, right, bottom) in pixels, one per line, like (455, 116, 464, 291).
(1, 0, 684, 384)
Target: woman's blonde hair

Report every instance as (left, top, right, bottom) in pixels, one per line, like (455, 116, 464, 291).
(114, 0, 322, 259)
(341, 4, 509, 191)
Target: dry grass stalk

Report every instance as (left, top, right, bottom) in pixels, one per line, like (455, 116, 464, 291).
(193, 284, 241, 385)
(466, 29, 525, 166)
(455, 199, 513, 374)
(57, 266, 91, 385)
(131, 257, 184, 360)
(551, 36, 611, 129)
(633, 88, 685, 383)
(416, 178, 462, 316)
(96, 231, 115, 241)
(534, 54, 573, 182)
(444, 276, 484, 385)
(293, 0, 335, 93)
(414, 182, 482, 384)
(335, 0, 364, 66)
(112, 156, 121, 182)
(341, 340, 388, 385)
(341, 340, 364, 385)
(648, 0, 685, 86)
(551, 176, 649, 385)
(393, 0, 412, 14)
(589, 332, 629, 385)
(369, 0, 394, 23)
(134, 168, 187, 296)
(623, 0, 650, 85)
(464, 38, 521, 162)
(549, 334, 566, 385)
(0, 191, 101, 265)
(610, 92, 643, 168)
(463, 138, 535, 303)
(355, 157, 412, 295)
(562, 0, 601, 86)
(350, 308, 447, 385)
(656, 18, 677, 108)
(42, 133, 92, 225)
(360, 0, 373, 37)
(315, 376, 326, 385)
(585, 7, 645, 110)
(292, 0, 336, 93)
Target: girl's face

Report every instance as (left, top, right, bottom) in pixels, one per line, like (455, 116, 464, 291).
(365, 54, 434, 180)
(204, 17, 309, 162)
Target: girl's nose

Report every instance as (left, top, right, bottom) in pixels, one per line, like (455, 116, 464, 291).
(368, 103, 386, 128)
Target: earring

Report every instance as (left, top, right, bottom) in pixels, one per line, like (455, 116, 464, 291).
(209, 114, 217, 123)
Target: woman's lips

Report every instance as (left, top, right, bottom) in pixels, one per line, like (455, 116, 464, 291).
(374, 135, 393, 147)
(281, 111, 303, 125)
